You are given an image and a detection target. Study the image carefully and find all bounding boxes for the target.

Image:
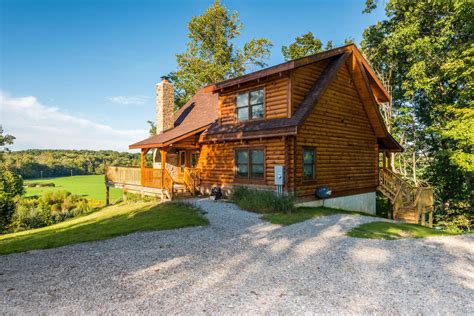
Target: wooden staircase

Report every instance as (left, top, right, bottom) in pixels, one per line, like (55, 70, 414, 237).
(378, 168, 434, 227)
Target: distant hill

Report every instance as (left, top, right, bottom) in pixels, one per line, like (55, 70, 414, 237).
(4, 149, 145, 179)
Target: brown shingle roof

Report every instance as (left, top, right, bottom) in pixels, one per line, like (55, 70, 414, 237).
(129, 88, 218, 149)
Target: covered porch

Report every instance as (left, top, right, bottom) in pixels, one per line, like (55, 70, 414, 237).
(105, 146, 201, 203)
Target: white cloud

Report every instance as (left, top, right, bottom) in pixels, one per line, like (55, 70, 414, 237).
(0, 91, 148, 151)
(107, 95, 149, 105)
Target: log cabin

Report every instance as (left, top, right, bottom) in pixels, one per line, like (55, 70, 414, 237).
(106, 44, 434, 223)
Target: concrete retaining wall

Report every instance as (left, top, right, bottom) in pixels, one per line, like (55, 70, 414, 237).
(296, 191, 376, 215)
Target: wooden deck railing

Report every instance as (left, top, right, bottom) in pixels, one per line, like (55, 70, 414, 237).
(141, 168, 163, 188)
(105, 166, 200, 200)
(105, 166, 141, 185)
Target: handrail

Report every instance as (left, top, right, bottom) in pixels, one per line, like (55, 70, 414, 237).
(163, 168, 174, 199)
(183, 168, 194, 195)
(378, 167, 434, 226)
(183, 167, 200, 195)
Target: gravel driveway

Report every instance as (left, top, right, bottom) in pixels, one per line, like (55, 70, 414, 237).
(1, 198, 473, 315)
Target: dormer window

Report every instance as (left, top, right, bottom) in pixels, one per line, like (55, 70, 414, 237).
(236, 88, 264, 121)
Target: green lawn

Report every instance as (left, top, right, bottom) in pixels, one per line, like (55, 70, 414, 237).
(347, 221, 458, 240)
(0, 201, 208, 255)
(25, 175, 122, 202)
(262, 207, 375, 226)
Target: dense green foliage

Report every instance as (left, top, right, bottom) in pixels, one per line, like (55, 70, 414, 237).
(4, 149, 141, 179)
(362, 0, 473, 230)
(0, 127, 24, 232)
(0, 201, 208, 255)
(281, 32, 354, 60)
(232, 187, 295, 213)
(25, 175, 122, 202)
(262, 207, 375, 226)
(169, 0, 272, 107)
(11, 190, 91, 232)
(347, 221, 458, 240)
(0, 170, 24, 232)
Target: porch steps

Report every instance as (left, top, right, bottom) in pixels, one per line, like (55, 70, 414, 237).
(377, 168, 434, 227)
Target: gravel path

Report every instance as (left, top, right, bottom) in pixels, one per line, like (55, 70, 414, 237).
(1, 198, 473, 315)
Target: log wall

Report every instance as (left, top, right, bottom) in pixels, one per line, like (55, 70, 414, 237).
(294, 61, 379, 197)
(197, 137, 294, 192)
(219, 76, 290, 125)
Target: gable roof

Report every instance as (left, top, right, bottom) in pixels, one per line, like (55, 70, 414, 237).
(129, 87, 218, 149)
(130, 44, 401, 152)
(200, 52, 350, 141)
(211, 44, 391, 104)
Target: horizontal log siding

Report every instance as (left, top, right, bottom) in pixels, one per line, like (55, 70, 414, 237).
(197, 137, 294, 191)
(219, 76, 290, 125)
(291, 59, 329, 114)
(295, 61, 378, 197)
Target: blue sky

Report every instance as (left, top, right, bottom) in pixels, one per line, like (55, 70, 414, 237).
(0, 0, 386, 151)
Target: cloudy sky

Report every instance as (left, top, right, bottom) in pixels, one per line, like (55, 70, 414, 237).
(0, 0, 385, 152)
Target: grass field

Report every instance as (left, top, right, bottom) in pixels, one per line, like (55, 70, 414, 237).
(25, 175, 122, 202)
(0, 201, 208, 255)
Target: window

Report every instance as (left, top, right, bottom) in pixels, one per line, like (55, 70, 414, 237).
(191, 152, 199, 168)
(236, 89, 264, 121)
(303, 148, 315, 181)
(235, 149, 264, 179)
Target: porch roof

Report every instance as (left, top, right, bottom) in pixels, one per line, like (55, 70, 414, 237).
(129, 87, 218, 149)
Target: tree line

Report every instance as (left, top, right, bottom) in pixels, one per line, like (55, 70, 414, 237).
(3, 149, 141, 179)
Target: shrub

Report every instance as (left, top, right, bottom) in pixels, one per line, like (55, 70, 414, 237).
(232, 187, 295, 213)
(9, 190, 91, 232)
(124, 192, 159, 203)
(435, 202, 472, 233)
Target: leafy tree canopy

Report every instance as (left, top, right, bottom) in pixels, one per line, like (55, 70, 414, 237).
(281, 32, 355, 60)
(362, 0, 473, 208)
(170, 0, 272, 107)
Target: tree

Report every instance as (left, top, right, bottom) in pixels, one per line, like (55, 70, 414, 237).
(170, 0, 272, 107)
(361, 0, 474, 217)
(0, 125, 15, 163)
(282, 32, 323, 60)
(0, 128, 23, 232)
(147, 120, 156, 136)
(281, 32, 357, 61)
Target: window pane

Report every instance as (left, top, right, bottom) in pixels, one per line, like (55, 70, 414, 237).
(237, 107, 248, 121)
(303, 149, 314, 164)
(303, 164, 314, 180)
(251, 150, 263, 164)
(250, 89, 264, 105)
(237, 93, 249, 107)
(251, 103, 264, 119)
(251, 164, 264, 178)
(236, 150, 248, 163)
(237, 164, 248, 177)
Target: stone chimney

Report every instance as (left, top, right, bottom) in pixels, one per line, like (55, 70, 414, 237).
(156, 75, 174, 134)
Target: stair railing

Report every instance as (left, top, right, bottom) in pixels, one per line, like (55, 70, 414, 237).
(183, 167, 201, 196)
(378, 168, 434, 226)
(163, 168, 174, 200)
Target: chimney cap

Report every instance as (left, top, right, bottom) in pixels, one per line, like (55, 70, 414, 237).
(160, 75, 170, 83)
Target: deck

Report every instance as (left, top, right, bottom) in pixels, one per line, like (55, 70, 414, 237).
(105, 166, 200, 202)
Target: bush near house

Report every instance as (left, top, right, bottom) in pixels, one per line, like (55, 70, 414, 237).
(232, 187, 295, 213)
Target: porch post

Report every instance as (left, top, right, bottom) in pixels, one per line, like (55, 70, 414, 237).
(160, 149, 166, 188)
(140, 149, 146, 169)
